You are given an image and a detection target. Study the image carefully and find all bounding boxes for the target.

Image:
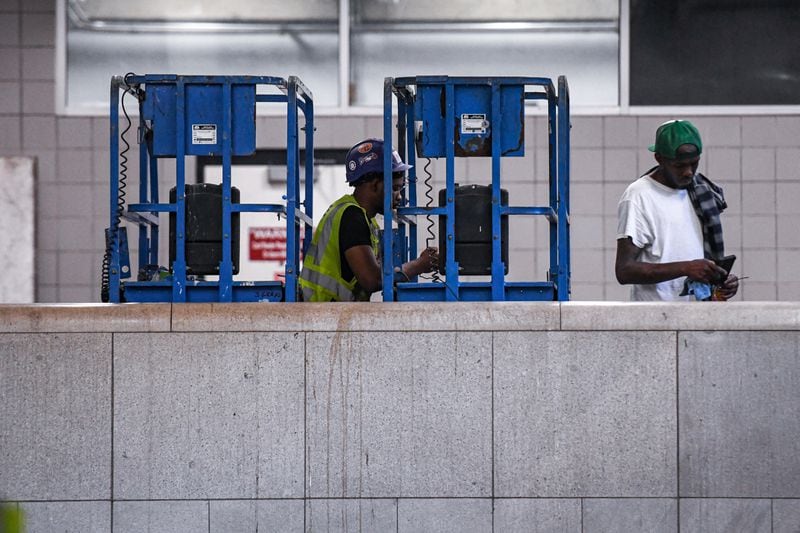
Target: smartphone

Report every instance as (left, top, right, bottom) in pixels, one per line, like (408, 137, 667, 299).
(713, 254, 736, 284)
(715, 254, 736, 274)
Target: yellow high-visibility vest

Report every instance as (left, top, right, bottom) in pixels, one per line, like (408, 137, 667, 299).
(298, 195, 380, 302)
(1, 502, 24, 533)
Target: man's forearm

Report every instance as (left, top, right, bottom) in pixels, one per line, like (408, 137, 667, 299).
(616, 260, 691, 285)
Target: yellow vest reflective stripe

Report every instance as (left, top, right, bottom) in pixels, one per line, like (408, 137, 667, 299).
(298, 195, 380, 302)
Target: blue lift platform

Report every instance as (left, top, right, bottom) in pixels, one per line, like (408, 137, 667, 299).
(102, 74, 314, 303)
(381, 76, 571, 301)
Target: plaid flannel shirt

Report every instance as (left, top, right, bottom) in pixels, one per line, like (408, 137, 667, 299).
(687, 172, 727, 261)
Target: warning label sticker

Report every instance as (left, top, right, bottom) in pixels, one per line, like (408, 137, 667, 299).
(192, 124, 217, 145)
(461, 114, 487, 134)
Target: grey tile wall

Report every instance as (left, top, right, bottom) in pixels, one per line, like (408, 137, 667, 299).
(679, 498, 771, 533)
(493, 498, 581, 532)
(23, 501, 110, 533)
(774, 499, 800, 533)
(0, 316, 799, 531)
(209, 500, 304, 533)
(305, 331, 492, 498)
(397, 499, 492, 533)
(113, 332, 305, 500)
(306, 499, 397, 532)
(113, 501, 209, 533)
(583, 498, 677, 533)
(494, 331, 677, 497)
(0, 333, 111, 500)
(679, 331, 800, 498)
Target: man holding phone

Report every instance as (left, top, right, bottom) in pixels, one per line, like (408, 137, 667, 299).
(615, 120, 739, 301)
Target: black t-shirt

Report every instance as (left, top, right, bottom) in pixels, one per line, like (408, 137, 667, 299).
(339, 205, 373, 281)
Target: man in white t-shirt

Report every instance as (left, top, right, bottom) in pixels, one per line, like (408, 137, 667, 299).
(615, 120, 739, 301)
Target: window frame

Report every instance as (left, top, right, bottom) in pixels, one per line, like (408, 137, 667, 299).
(55, 0, 800, 116)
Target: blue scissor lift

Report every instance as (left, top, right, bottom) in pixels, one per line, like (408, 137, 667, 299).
(102, 74, 314, 303)
(381, 75, 571, 301)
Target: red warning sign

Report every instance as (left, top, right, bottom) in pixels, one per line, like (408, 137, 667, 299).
(249, 227, 303, 262)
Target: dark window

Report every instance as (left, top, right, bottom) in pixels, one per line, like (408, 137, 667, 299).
(630, 1, 800, 105)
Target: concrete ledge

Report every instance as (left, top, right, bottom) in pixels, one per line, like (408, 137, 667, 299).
(170, 302, 561, 332)
(561, 302, 800, 331)
(0, 303, 171, 333)
(2, 302, 796, 333)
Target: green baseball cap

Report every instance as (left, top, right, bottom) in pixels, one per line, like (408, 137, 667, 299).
(648, 120, 702, 160)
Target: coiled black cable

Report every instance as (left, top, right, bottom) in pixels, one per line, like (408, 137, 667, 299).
(418, 157, 441, 282)
(101, 73, 140, 302)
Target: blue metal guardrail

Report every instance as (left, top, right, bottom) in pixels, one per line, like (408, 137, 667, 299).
(103, 74, 314, 303)
(381, 76, 571, 301)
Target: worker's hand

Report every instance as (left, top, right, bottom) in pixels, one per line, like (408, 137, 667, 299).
(712, 273, 739, 301)
(684, 259, 727, 284)
(403, 247, 439, 277)
(416, 246, 439, 273)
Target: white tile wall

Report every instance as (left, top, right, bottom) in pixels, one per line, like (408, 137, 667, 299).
(776, 148, 800, 180)
(701, 116, 742, 147)
(57, 117, 93, 148)
(742, 148, 775, 180)
(742, 215, 777, 249)
(741, 182, 776, 215)
(777, 183, 800, 215)
(0, 47, 20, 78)
(775, 116, 800, 146)
(21, 13, 54, 46)
(777, 215, 800, 248)
(742, 117, 778, 147)
(21, 47, 53, 80)
(0, 81, 20, 113)
(1, 2, 797, 302)
(603, 116, 639, 147)
(0, 1, 20, 13)
(21, 79, 53, 114)
(21, 0, 50, 12)
(705, 147, 742, 181)
(0, 14, 19, 46)
(571, 117, 603, 148)
(0, 116, 21, 149)
(603, 148, 638, 183)
(22, 115, 55, 148)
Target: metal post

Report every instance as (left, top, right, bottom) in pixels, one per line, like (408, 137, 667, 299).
(547, 87, 558, 288)
(394, 94, 408, 274)
(109, 76, 122, 303)
(490, 81, 505, 301)
(173, 79, 187, 302)
(444, 81, 458, 301)
(403, 90, 418, 263)
(218, 81, 233, 302)
(148, 140, 159, 266)
(285, 79, 299, 301)
(557, 76, 571, 300)
(302, 93, 315, 296)
(382, 78, 395, 300)
(138, 129, 148, 273)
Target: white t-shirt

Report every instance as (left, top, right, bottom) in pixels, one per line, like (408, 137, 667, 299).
(616, 173, 704, 301)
